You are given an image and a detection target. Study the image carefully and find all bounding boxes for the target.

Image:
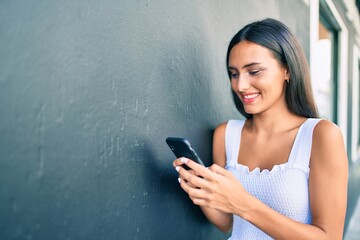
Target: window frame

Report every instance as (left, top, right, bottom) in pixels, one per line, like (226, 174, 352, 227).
(352, 45, 360, 162)
(310, 0, 349, 149)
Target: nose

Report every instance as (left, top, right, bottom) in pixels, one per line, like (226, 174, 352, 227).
(236, 75, 250, 92)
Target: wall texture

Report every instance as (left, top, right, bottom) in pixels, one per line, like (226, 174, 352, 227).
(0, 1, 315, 239)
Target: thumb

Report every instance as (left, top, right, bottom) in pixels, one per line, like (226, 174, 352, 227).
(208, 164, 228, 176)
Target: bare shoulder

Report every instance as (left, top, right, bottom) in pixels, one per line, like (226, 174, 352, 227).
(312, 119, 344, 146)
(311, 119, 347, 168)
(212, 121, 228, 168)
(213, 121, 228, 138)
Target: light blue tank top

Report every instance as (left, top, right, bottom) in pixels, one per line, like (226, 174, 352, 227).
(225, 118, 321, 239)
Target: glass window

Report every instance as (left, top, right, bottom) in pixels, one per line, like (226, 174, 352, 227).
(358, 61, 360, 148)
(312, 1, 340, 123)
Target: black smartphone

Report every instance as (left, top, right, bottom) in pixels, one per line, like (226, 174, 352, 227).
(166, 137, 205, 167)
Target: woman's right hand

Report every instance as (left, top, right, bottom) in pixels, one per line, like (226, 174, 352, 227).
(172, 157, 234, 232)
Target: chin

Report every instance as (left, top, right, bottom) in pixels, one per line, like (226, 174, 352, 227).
(243, 108, 259, 115)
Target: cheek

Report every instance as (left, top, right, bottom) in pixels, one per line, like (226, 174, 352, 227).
(230, 79, 237, 91)
(260, 72, 284, 88)
(265, 76, 287, 97)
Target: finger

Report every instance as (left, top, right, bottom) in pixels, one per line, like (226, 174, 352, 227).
(173, 157, 186, 168)
(174, 157, 200, 175)
(179, 167, 209, 189)
(174, 159, 202, 179)
(179, 178, 207, 198)
(180, 169, 199, 188)
(187, 169, 198, 176)
(208, 164, 229, 176)
(178, 176, 192, 193)
(181, 158, 215, 180)
(191, 197, 209, 207)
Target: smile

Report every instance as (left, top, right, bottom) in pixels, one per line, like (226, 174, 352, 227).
(242, 93, 260, 103)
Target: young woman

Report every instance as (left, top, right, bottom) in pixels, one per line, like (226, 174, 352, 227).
(173, 18, 348, 239)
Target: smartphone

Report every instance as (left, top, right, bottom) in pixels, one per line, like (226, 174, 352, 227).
(166, 137, 205, 167)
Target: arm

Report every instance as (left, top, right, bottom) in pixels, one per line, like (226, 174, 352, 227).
(172, 122, 232, 232)
(199, 122, 233, 232)
(308, 120, 348, 238)
(176, 120, 348, 239)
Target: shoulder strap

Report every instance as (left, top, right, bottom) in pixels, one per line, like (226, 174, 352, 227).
(225, 119, 246, 167)
(289, 118, 322, 173)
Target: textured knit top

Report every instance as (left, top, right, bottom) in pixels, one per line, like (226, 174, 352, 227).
(225, 118, 321, 239)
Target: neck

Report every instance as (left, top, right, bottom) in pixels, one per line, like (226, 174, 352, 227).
(249, 111, 304, 135)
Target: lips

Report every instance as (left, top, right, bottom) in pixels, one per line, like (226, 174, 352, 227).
(241, 92, 260, 104)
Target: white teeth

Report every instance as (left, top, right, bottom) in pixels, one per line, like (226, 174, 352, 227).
(243, 93, 259, 99)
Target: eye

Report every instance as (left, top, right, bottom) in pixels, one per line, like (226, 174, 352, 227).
(228, 69, 239, 79)
(230, 72, 239, 78)
(249, 69, 261, 76)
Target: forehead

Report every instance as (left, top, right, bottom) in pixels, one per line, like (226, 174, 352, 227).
(228, 41, 276, 66)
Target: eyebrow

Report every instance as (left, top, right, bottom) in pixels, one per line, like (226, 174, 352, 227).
(228, 62, 261, 70)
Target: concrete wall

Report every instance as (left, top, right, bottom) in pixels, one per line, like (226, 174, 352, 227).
(0, 1, 321, 239)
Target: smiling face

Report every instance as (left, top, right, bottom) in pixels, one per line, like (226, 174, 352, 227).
(228, 41, 290, 117)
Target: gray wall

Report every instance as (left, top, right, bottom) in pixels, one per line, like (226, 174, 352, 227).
(0, 1, 316, 239)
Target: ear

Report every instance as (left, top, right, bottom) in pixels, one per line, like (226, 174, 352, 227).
(284, 68, 290, 82)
